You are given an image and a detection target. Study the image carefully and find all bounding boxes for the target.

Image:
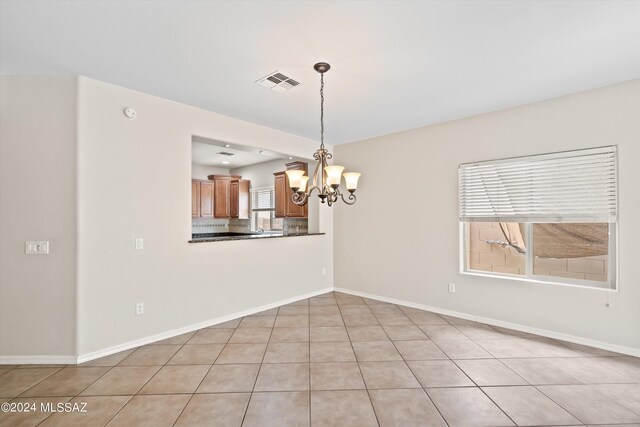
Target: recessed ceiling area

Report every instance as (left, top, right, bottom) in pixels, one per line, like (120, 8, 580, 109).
(191, 136, 301, 168)
(2, 1, 639, 144)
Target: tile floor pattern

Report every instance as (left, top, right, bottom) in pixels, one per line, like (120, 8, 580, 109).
(1, 292, 640, 426)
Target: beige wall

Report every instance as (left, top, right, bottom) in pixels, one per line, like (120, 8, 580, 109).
(0, 76, 78, 358)
(334, 79, 640, 351)
(191, 164, 229, 180)
(230, 159, 291, 189)
(76, 77, 333, 355)
(1, 75, 333, 359)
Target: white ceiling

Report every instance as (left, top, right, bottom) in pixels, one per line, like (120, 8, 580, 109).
(2, 1, 640, 144)
(191, 136, 290, 168)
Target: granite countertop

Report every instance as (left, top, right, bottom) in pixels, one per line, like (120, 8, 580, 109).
(189, 232, 325, 243)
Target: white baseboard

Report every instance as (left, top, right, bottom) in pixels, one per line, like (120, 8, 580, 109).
(334, 287, 640, 358)
(8, 284, 638, 364)
(0, 355, 78, 365)
(0, 287, 333, 366)
(75, 287, 333, 364)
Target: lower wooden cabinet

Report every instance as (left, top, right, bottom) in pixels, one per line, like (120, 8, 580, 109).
(191, 179, 214, 218)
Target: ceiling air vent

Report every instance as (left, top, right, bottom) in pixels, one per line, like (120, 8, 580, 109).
(256, 70, 300, 93)
(216, 152, 235, 156)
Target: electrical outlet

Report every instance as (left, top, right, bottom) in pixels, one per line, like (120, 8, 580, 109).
(321, 267, 326, 276)
(25, 241, 49, 255)
(136, 302, 144, 315)
(448, 283, 456, 293)
(135, 238, 144, 250)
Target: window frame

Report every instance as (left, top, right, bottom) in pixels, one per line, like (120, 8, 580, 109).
(460, 222, 617, 291)
(458, 146, 618, 292)
(250, 186, 282, 232)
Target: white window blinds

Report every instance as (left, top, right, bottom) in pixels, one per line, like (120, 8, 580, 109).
(459, 146, 617, 223)
(251, 187, 274, 211)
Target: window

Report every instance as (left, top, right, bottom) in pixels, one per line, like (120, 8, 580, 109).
(459, 146, 617, 289)
(250, 187, 283, 231)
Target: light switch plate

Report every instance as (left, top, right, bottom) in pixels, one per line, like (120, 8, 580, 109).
(135, 238, 144, 250)
(26, 241, 49, 255)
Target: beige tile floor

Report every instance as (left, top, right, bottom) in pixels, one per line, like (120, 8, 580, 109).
(1, 291, 640, 426)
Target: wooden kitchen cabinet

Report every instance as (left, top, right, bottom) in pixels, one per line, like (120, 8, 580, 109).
(192, 181, 200, 217)
(231, 179, 250, 219)
(191, 179, 214, 218)
(274, 161, 308, 218)
(212, 175, 230, 218)
(208, 175, 249, 219)
(274, 173, 286, 218)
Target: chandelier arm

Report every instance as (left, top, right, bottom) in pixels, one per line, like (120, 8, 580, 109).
(339, 190, 357, 205)
(291, 185, 324, 206)
(291, 191, 308, 206)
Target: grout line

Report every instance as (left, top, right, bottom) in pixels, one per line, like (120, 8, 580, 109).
(533, 384, 589, 425)
(336, 297, 381, 427)
(307, 295, 312, 427)
(102, 340, 187, 425)
(239, 304, 279, 426)
(11, 366, 65, 398)
(380, 305, 451, 426)
(171, 319, 243, 426)
(447, 357, 519, 426)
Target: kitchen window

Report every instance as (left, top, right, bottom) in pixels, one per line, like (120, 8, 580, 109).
(250, 187, 283, 231)
(459, 146, 617, 290)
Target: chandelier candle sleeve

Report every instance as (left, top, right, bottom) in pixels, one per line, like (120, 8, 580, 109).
(343, 172, 361, 191)
(287, 62, 361, 207)
(324, 166, 344, 187)
(285, 169, 305, 190)
(298, 176, 309, 193)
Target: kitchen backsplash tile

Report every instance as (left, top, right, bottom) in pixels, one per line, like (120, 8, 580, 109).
(192, 218, 228, 234)
(283, 218, 308, 235)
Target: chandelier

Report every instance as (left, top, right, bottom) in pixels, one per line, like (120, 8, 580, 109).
(285, 62, 361, 206)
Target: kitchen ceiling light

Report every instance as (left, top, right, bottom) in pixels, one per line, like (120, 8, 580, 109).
(286, 62, 360, 207)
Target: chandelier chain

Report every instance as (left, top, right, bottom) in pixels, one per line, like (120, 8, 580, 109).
(320, 72, 325, 150)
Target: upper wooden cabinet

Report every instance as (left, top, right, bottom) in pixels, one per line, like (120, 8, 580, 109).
(200, 181, 214, 217)
(230, 180, 239, 218)
(274, 161, 308, 218)
(274, 173, 286, 218)
(191, 179, 214, 218)
(192, 181, 200, 217)
(208, 175, 250, 219)
(212, 175, 231, 218)
(231, 179, 250, 219)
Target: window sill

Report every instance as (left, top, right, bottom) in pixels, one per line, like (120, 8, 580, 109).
(460, 270, 617, 292)
(189, 232, 325, 243)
